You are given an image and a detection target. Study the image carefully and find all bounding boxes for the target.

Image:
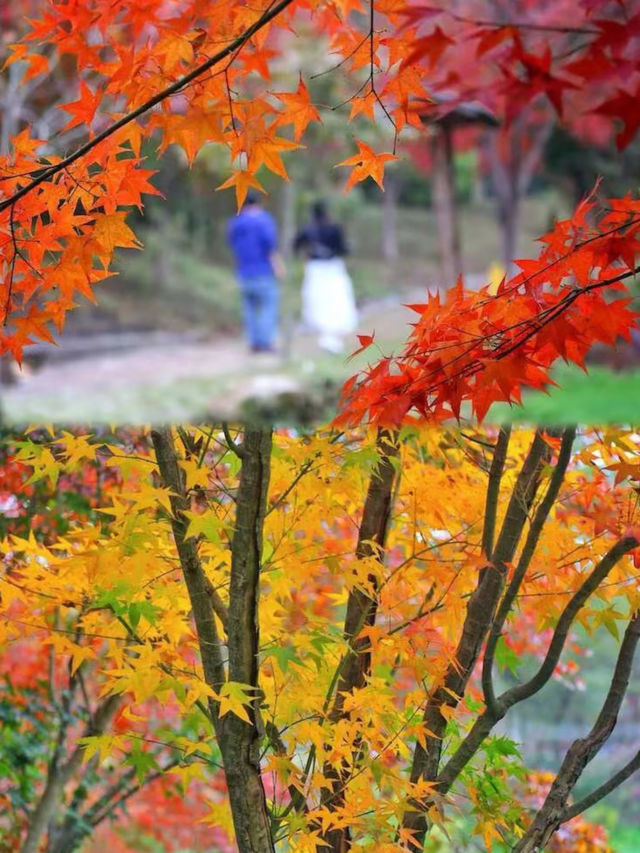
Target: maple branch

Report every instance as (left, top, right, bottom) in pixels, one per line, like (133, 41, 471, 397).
(4, 205, 18, 326)
(320, 427, 399, 852)
(514, 610, 640, 852)
(20, 694, 121, 853)
(374, 262, 640, 421)
(85, 760, 181, 828)
(266, 431, 350, 518)
(264, 720, 309, 816)
(449, 10, 599, 35)
(219, 425, 276, 853)
(0, 0, 296, 216)
(150, 428, 226, 712)
(501, 535, 640, 707)
(222, 422, 246, 459)
(48, 754, 180, 853)
(481, 426, 511, 561)
(563, 747, 640, 822)
(435, 536, 640, 799)
(403, 430, 550, 850)
(153, 425, 276, 853)
(482, 427, 575, 714)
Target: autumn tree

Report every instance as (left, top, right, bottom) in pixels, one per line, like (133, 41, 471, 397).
(2, 424, 640, 852)
(0, 432, 233, 853)
(2, 4, 640, 853)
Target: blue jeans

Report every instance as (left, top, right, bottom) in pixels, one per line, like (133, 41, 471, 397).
(239, 274, 279, 350)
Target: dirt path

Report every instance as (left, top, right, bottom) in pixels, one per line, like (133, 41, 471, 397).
(1, 291, 427, 424)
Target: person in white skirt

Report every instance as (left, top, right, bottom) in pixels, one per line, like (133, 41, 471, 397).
(293, 200, 358, 354)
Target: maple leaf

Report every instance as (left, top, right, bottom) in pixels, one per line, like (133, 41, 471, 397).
(216, 169, 266, 210)
(274, 77, 321, 141)
(401, 25, 455, 68)
(92, 212, 141, 255)
(595, 84, 640, 149)
(335, 141, 397, 191)
(60, 81, 103, 132)
(215, 681, 256, 724)
(348, 332, 376, 361)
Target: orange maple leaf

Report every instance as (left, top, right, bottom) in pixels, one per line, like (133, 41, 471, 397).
(216, 170, 266, 211)
(60, 81, 103, 132)
(348, 332, 376, 361)
(336, 141, 397, 192)
(274, 77, 321, 142)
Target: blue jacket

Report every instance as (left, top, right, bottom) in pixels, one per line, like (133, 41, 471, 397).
(227, 207, 277, 278)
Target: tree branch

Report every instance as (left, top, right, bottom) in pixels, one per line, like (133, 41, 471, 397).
(482, 427, 575, 714)
(403, 430, 552, 849)
(320, 427, 399, 852)
(435, 535, 639, 798)
(0, 0, 296, 215)
(150, 428, 226, 717)
(20, 694, 121, 853)
(514, 610, 640, 852)
(481, 426, 511, 561)
(220, 426, 276, 853)
(563, 747, 640, 821)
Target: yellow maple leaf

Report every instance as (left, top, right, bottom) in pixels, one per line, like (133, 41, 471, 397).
(92, 212, 141, 255)
(215, 681, 257, 724)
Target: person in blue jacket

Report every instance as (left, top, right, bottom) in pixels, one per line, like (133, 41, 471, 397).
(226, 190, 282, 353)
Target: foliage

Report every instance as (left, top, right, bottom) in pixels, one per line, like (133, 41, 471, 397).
(2, 3, 640, 853)
(0, 0, 638, 416)
(2, 426, 640, 851)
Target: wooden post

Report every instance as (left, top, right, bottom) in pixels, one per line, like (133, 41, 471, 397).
(431, 122, 463, 286)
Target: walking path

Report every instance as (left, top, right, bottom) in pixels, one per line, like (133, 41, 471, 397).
(1, 288, 434, 425)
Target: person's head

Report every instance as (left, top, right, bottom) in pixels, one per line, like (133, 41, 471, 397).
(311, 199, 328, 223)
(244, 189, 262, 208)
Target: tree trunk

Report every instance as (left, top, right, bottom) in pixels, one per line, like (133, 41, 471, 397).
(222, 426, 276, 853)
(151, 426, 275, 853)
(514, 611, 640, 852)
(403, 431, 551, 850)
(499, 191, 520, 276)
(279, 179, 297, 360)
(431, 124, 462, 287)
(20, 696, 121, 853)
(320, 429, 399, 852)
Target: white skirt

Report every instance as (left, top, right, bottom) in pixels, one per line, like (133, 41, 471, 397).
(301, 258, 358, 337)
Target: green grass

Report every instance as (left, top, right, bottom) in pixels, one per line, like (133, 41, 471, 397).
(607, 824, 640, 851)
(489, 363, 640, 425)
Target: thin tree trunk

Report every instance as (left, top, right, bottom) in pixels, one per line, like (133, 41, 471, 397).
(499, 191, 520, 274)
(221, 427, 275, 853)
(151, 426, 275, 853)
(321, 429, 399, 852)
(279, 179, 297, 360)
(403, 431, 551, 849)
(20, 696, 121, 853)
(432, 124, 463, 286)
(514, 611, 640, 852)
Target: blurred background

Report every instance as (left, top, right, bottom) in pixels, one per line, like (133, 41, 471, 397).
(1, 1, 640, 423)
